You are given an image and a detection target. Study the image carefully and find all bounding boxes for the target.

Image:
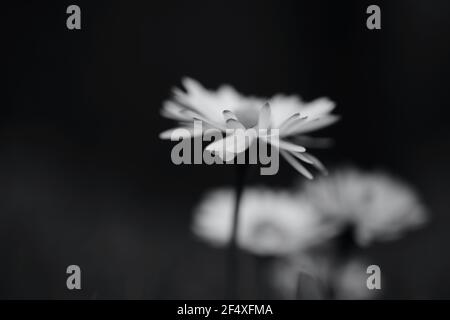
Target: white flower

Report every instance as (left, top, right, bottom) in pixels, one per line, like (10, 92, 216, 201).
(160, 77, 339, 178)
(191, 188, 336, 256)
(299, 168, 428, 246)
(272, 254, 375, 300)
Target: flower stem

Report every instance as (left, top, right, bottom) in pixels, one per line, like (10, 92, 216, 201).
(227, 163, 247, 299)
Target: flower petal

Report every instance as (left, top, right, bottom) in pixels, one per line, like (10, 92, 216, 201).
(205, 131, 255, 159)
(193, 117, 226, 131)
(274, 140, 306, 153)
(223, 110, 238, 121)
(205, 137, 234, 160)
(280, 116, 308, 136)
(279, 113, 301, 131)
(258, 102, 272, 130)
(159, 127, 202, 140)
(172, 77, 224, 122)
(280, 150, 314, 179)
(291, 152, 314, 164)
(226, 118, 245, 130)
(301, 98, 336, 119)
(302, 152, 328, 175)
(290, 115, 340, 135)
(161, 101, 202, 121)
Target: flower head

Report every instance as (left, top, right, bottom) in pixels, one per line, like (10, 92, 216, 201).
(298, 168, 428, 246)
(160, 77, 339, 178)
(191, 188, 336, 256)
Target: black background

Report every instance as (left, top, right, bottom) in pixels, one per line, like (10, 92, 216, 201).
(1, 0, 450, 298)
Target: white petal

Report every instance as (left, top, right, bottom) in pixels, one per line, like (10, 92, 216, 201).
(205, 132, 255, 158)
(173, 77, 224, 122)
(280, 116, 308, 136)
(302, 98, 336, 119)
(279, 113, 301, 131)
(161, 102, 201, 121)
(182, 77, 205, 95)
(291, 152, 314, 164)
(280, 150, 313, 179)
(303, 152, 328, 174)
(159, 127, 201, 140)
(222, 110, 238, 121)
(193, 117, 226, 131)
(226, 119, 245, 130)
(291, 115, 340, 135)
(258, 102, 272, 130)
(274, 140, 306, 153)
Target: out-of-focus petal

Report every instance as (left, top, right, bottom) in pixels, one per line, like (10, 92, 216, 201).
(258, 102, 272, 130)
(280, 150, 313, 179)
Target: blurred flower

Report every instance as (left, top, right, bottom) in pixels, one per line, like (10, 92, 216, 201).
(160, 77, 339, 178)
(335, 259, 374, 299)
(272, 254, 374, 300)
(192, 188, 336, 256)
(298, 168, 428, 246)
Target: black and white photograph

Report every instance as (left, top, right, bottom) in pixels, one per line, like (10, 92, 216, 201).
(2, 0, 450, 312)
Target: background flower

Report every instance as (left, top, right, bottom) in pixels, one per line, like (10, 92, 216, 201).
(298, 168, 428, 246)
(271, 253, 375, 300)
(191, 187, 336, 256)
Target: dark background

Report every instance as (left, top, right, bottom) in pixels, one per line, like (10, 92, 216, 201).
(1, 0, 449, 298)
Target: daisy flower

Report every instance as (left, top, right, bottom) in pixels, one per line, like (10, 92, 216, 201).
(191, 188, 336, 256)
(298, 168, 428, 246)
(159, 77, 339, 178)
